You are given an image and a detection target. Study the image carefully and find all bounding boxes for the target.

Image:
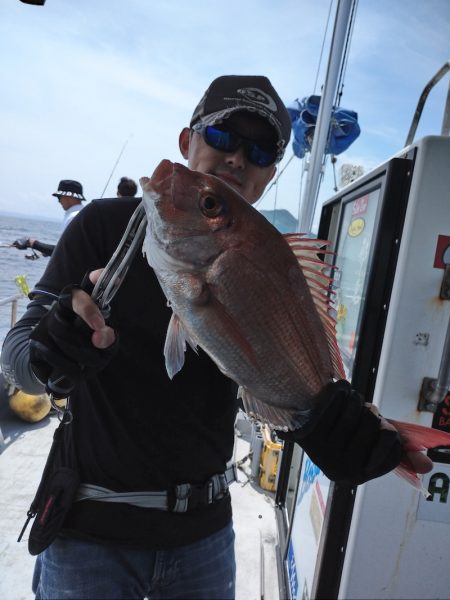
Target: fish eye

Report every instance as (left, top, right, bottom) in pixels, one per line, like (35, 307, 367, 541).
(199, 194, 224, 218)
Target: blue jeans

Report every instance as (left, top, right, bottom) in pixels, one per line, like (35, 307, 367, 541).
(32, 523, 235, 599)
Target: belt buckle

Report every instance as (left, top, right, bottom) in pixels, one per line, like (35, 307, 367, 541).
(187, 480, 213, 511)
(172, 480, 214, 513)
(172, 483, 190, 513)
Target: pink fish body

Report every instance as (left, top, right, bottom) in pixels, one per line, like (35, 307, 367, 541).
(141, 160, 344, 430)
(141, 160, 450, 491)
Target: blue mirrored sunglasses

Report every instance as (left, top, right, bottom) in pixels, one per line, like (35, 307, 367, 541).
(192, 123, 281, 167)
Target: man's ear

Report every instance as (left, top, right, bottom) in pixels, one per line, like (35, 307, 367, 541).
(179, 127, 191, 159)
(268, 165, 277, 183)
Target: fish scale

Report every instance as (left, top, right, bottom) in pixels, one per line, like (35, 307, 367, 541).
(205, 249, 331, 403)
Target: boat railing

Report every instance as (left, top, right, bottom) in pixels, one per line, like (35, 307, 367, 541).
(405, 59, 450, 146)
(0, 293, 23, 329)
(0, 293, 24, 452)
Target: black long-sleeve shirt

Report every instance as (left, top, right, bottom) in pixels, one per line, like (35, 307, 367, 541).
(1, 197, 237, 548)
(32, 240, 55, 257)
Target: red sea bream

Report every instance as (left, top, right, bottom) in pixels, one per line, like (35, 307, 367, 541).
(141, 160, 450, 492)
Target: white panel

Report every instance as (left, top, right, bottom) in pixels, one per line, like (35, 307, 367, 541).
(339, 136, 450, 600)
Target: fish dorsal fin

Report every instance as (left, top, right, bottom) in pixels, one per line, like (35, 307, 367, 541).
(164, 313, 198, 379)
(284, 233, 346, 380)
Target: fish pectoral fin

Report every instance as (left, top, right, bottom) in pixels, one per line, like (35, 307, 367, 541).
(164, 313, 198, 379)
(238, 386, 311, 431)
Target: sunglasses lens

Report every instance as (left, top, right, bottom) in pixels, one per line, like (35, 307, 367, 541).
(204, 126, 240, 152)
(247, 144, 278, 167)
(202, 125, 278, 167)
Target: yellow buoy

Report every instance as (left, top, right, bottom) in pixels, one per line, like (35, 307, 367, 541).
(9, 390, 51, 423)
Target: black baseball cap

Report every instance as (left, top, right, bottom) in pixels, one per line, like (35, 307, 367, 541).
(52, 180, 85, 201)
(190, 75, 291, 160)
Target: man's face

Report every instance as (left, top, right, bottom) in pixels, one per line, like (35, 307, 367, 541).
(179, 112, 278, 204)
(57, 195, 80, 211)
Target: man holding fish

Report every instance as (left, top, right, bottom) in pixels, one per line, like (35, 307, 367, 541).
(2, 75, 437, 599)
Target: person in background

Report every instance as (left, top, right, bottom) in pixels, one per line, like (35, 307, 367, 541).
(12, 180, 86, 257)
(1, 75, 402, 600)
(117, 176, 138, 197)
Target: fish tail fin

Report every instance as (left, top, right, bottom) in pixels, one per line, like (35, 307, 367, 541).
(284, 233, 346, 380)
(387, 419, 450, 496)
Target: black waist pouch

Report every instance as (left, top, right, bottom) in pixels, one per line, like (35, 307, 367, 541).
(18, 414, 80, 556)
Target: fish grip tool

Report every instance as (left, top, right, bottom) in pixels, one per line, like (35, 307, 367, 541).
(91, 202, 147, 312)
(42, 202, 147, 399)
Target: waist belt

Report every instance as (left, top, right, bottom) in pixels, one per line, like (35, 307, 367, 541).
(75, 464, 237, 513)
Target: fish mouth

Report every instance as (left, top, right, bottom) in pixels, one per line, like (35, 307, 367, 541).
(150, 159, 176, 189)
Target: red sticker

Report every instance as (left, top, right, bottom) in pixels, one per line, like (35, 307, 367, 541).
(351, 195, 368, 217)
(433, 235, 450, 269)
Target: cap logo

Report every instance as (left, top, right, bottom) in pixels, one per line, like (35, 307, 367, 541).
(236, 87, 277, 112)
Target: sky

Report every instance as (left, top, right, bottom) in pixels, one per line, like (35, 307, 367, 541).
(0, 0, 449, 229)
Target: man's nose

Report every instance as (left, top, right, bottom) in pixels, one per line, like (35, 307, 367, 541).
(225, 146, 246, 169)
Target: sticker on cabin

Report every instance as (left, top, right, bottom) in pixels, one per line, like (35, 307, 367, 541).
(428, 393, 450, 465)
(337, 303, 347, 321)
(417, 463, 450, 524)
(348, 217, 365, 237)
(432, 393, 450, 432)
(433, 234, 450, 269)
(287, 541, 299, 600)
(351, 194, 368, 217)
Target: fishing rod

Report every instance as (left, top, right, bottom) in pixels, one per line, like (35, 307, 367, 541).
(1, 242, 41, 259)
(99, 134, 133, 198)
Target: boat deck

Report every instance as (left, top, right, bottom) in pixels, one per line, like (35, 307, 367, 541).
(0, 403, 280, 600)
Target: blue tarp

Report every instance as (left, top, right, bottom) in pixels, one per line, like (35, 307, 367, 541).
(287, 95, 361, 158)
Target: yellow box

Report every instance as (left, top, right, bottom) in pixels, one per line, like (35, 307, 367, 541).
(259, 425, 282, 492)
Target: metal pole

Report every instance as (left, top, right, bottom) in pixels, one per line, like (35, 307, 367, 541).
(298, 0, 354, 233)
(428, 315, 450, 407)
(441, 77, 450, 136)
(11, 299, 18, 327)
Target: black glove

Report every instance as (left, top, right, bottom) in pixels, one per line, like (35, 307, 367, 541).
(29, 281, 118, 399)
(13, 237, 30, 250)
(278, 380, 401, 485)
